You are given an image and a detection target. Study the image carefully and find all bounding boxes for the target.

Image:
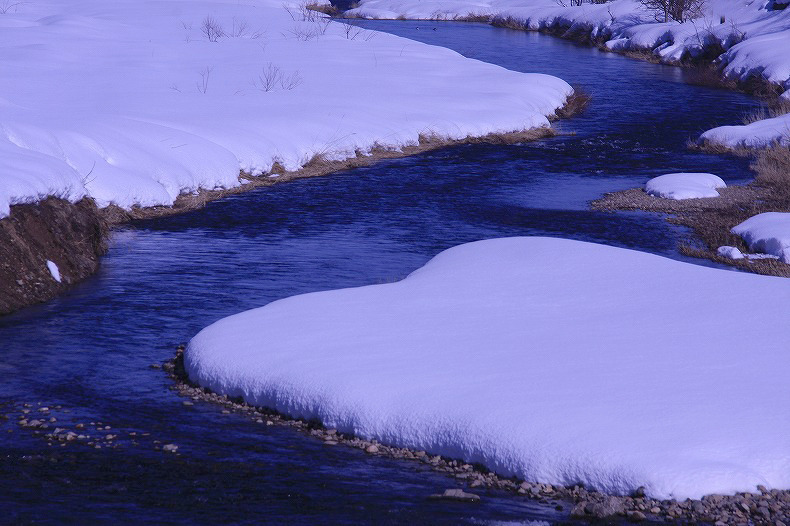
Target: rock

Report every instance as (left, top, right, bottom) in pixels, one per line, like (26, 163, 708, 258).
(162, 444, 178, 453)
(182, 401, 193, 406)
(429, 488, 480, 503)
(650, 507, 661, 514)
(323, 440, 338, 446)
(590, 496, 625, 518)
(365, 445, 379, 454)
(570, 502, 589, 518)
(627, 510, 646, 521)
(692, 501, 706, 514)
(633, 486, 646, 498)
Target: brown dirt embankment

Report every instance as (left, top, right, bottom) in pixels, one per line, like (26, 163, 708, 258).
(0, 197, 108, 315)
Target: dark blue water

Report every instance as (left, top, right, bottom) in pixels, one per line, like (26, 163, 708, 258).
(0, 21, 758, 524)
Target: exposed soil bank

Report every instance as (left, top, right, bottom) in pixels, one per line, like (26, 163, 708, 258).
(0, 197, 108, 315)
(593, 146, 790, 277)
(165, 346, 790, 525)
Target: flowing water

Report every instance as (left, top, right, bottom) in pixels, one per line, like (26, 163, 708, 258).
(0, 20, 759, 524)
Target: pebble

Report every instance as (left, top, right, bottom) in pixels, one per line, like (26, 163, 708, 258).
(162, 444, 178, 453)
(429, 488, 481, 503)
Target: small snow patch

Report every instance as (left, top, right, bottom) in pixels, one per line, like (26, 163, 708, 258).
(731, 212, 790, 263)
(717, 246, 744, 260)
(46, 260, 62, 283)
(645, 173, 726, 200)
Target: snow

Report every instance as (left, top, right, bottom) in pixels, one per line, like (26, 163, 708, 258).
(716, 245, 744, 259)
(186, 236, 790, 500)
(700, 113, 790, 149)
(46, 260, 61, 282)
(731, 212, 790, 263)
(644, 172, 726, 199)
(0, 0, 572, 218)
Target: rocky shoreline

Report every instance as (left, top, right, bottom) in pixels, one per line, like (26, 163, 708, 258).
(165, 345, 790, 525)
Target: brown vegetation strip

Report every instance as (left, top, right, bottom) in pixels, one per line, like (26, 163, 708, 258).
(592, 146, 790, 278)
(164, 345, 790, 524)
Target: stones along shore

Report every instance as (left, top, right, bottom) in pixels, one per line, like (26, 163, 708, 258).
(165, 345, 790, 525)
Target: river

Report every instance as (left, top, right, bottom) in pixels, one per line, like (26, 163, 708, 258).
(0, 20, 759, 524)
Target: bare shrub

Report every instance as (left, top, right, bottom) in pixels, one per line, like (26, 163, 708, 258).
(0, 1, 22, 14)
(196, 66, 212, 93)
(340, 21, 365, 39)
(640, 0, 704, 23)
(286, 18, 330, 40)
(256, 63, 303, 91)
(201, 15, 225, 42)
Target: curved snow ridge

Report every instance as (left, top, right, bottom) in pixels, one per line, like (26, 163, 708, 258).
(0, 0, 572, 219)
(645, 172, 726, 199)
(186, 237, 790, 500)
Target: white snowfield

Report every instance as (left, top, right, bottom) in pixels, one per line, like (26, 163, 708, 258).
(0, 0, 572, 218)
(644, 172, 726, 199)
(732, 212, 790, 263)
(186, 237, 790, 500)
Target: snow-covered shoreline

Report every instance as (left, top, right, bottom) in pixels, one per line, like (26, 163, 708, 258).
(347, 0, 790, 150)
(0, 0, 573, 219)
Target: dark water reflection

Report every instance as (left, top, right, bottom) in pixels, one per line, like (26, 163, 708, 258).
(0, 20, 758, 524)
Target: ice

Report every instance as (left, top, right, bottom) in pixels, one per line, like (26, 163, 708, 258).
(732, 212, 790, 263)
(0, 0, 572, 218)
(186, 237, 790, 500)
(644, 172, 726, 200)
(46, 260, 61, 283)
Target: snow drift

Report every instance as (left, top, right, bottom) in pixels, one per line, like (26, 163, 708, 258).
(732, 212, 790, 263)
(186, 237, 790, 500)
(0, 0, 572, 218)
(644, 172, 726, 199)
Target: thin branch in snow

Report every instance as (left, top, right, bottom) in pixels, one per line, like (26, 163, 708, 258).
(196, 66, 213, 93)
(201, 15, 225, 42)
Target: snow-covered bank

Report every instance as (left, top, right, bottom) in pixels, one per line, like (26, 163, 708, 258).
(349, 0, 790, 88)
(186, 237, 790, 500)
(0, 0, 572, 218)
(348, 0, 790, 150)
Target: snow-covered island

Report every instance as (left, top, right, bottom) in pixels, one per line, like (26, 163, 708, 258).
(186, 237, 790, 502)
(644, 172, 726, 199)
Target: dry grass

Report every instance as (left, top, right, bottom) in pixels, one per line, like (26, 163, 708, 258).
(453, 13, 492, 23)
(742, 98, 790, 125)
(682, 64, 738, 90)
(554, 86, 591, 119)
(593, 143, 790, 277)
(306, 3, 340, 16)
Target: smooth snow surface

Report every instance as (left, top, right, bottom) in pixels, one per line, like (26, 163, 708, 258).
(46, 260, 61, 283)
(644, 172, 725, 199)
(0, 0, 571, 218)
(732, 212, 790, 263)
(187, 237, 790, 500)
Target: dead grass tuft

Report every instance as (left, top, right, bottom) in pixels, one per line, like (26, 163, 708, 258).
(554, 86, 591, 119)
(454, 13, 492, 23)
(752, 144, 790, 197)
(682, 64, 738, 90)
(741, 98, 790, 125)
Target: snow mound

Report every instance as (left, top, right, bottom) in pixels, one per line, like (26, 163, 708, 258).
(731, 212, 790, 263)
(700, 114, 790, 149)
(0, 0, 572, 218)
(46, 260, 61, 283)
(644, 172, 726, 199)
(186, 237, 790, 500)
(717, 246, 744, 260)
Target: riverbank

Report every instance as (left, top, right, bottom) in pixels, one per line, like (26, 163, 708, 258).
(0, 122, 569, 314)
(593, 145, 790, 277)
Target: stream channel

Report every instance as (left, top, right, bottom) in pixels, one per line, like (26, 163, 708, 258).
(0, 20, 761, 525)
